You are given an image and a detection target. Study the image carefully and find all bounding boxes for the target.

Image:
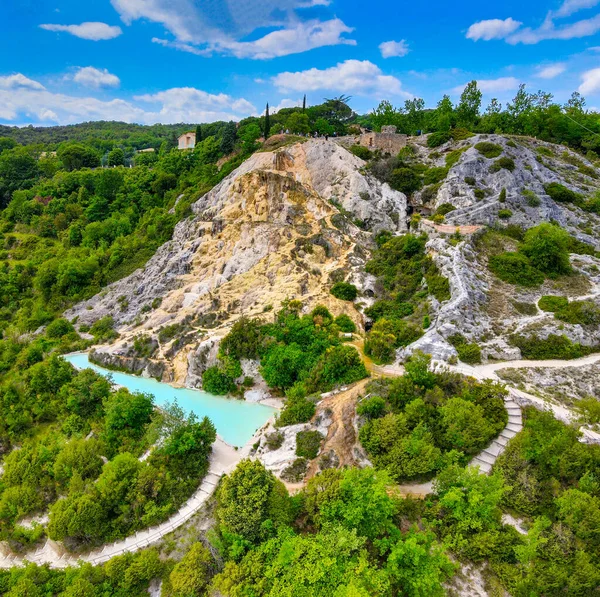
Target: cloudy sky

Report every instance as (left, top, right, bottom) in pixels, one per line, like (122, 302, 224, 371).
(3, 0, 600, 126)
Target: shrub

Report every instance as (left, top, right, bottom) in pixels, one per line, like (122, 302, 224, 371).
(295, 430, 323, 459)
(356, 396, 387, 419)
(432, 214, 445, 224)
(465, 176, 476, 186)
(219, 317, 264, 360)
(436, 203, 456, 216)
(277, 387, 316, 427)
(330, 282, 358, 301)
(488, 253, 544, 287)
(281, 458, 308, 482)
(538, 295, 568, 312)
(334, 314, 356, 333)
(490, 157, 516, 173)
(537, 146, 554, 157)
(522, 189, 541, 207)
(511, 334, 593, 359)
(520, 223, 571, 276)
(350, 145, 372, 160)
(445, 148, 467, 168)
(555, 300, 600, 326)
(498, 209, 512, 219)
(423, 167, 449, 185)
(305, 345, 368, 393)
(390, 168, 422, 194)
(499, 188, 507, 203)
(426, 272, 451, 302)
(265, 431, 284, 450)
(512, 301, 538, 316)
(202, 365, 236, 395)
(474, 189, 485, 200)
(46, 318, 75, 339)
(475, 142, 503, 158)
(90, 316, 118, 342)
(423, 314, 431, 329)
(451, 128, 474, 141)
(544, 182, 582, 204)
(448, 334, 482, 364)
(427, 131, 452, 148)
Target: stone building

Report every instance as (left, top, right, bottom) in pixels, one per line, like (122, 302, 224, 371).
(359, 125, 407, 154)
(178, 132, 196, 150)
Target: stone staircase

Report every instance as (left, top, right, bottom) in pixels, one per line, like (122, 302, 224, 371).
(469, 395, 523, 473)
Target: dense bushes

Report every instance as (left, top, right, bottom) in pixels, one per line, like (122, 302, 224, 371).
(448, 334, 482, 364)
(538, 295, 568, 312)
(487, 223, 572, 287)
(349, 144, 372, 160)
(511, 333, 594, 359)
(363, 233, 449, 363)
(488, 252, 545, 286)
(489, 156, 515, 173)
(358, 352, 507, 481)
(427, 132, 451, 148)
(0, 356, 216, 549)
(295, 430, 323, 459)
(330, 281, 358, 301)
(544, 182, 582, 203)
(475, 142, 503, 158)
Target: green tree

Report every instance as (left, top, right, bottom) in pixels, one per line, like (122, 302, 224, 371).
(107, 147, 125, 167)
(264, 104, 270, 140)
(220, 122, 237, 155)
(170, 542, 214, 596)
(216, 459, 291, 544)
(57, 143, 100, 171)
(520, 223, 571, 275)
(286, 112, 311, 135)
(456, 81, 482, 129)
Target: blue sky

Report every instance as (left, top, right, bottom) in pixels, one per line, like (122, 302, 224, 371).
(2, 0, 600, 126)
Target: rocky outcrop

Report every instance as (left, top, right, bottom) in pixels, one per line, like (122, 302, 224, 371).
(65, 140, 408, 386)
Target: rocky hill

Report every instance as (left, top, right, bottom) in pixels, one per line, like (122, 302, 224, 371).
(67, 134, 600, 394)
(66, 139, 407, 386)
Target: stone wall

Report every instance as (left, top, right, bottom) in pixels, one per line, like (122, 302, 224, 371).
(358, 131, 407, 154)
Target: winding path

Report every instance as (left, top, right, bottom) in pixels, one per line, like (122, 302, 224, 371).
(0, 439, 242, 569)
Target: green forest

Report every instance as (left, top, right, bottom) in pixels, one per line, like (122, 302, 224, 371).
(0, 85, 600, 595)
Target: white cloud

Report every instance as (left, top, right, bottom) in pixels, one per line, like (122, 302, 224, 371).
(554, 0, 600, 17)
(217, 19, 355, 59)
(452, 77, 520, 95)
(469, 1, 600, 45)
(40, 22, 122, 40)
(466, 18, 522, 41)
(0, 74, 46, 91)
(579, 67, 600, 93)
(0, 73, 256, 125)
(111, 0, 354, 59)
(536, 63, 567, 79)
(379, 40, 409, 58)
(72, 67, 120, 89)
(507, 13, 600, 43)
(273, 60, 412, 98)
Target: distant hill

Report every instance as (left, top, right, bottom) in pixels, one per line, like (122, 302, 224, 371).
(0, 120, 196, 149)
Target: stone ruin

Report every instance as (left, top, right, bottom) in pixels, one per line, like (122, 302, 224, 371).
(359, 125, 407, 154)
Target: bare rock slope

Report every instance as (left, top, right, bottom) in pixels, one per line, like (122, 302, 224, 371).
(66, 140, 407, 385)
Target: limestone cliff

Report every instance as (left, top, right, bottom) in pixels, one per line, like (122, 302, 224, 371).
(66, 140, 407, 385)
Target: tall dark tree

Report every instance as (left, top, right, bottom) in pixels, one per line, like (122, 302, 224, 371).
(195, 124, 203, 143)
(220, 121, 237, 155)
(303, 95, 306, 112)
(264, 104, 270, 140)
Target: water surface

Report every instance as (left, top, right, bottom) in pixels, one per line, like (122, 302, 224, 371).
(63, 353, 276, 447)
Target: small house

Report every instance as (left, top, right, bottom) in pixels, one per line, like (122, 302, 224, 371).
(178, 132, 196, 150)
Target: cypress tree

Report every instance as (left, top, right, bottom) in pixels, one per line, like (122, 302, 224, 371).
(220, 121, 237, 155)
(195, 124, 202, 144)
(264, 103, 270, 140)
(302, 95, 306, 112)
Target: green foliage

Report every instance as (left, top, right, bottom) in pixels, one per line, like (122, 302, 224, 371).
(169, 542, 213, 596)
(295, 430, 323, 459)
(265, 431, 284, 450)
(537, 295, 568, 312)
(498, 188, 507, 203)
(490, 156, 516, 172)
(357, 396, 387, 419)
(473, 188, 485, 200)
(435, 203, 456, 216)
(520, 223, 571, 275)
(330, 281, 358, 301)
(488, 252, 545, 286)
(349, 145, 372, 160)
(475, 142, 503, 158)
(427, 132, 451, 148)
(423, 167, 449, 185)
(448, 334, 482, 364)
(216, 459, 292, 545)
(390, 167, 421, 194)
(359, 359, 507, 482)
(522, 188, 541, 207)
(511, 333, 593, 359)
(202, 364, 237, 395)
(544, 182, 582, 203)
(554, 299, 600, 326)
(219, 317, 264, 360)
(89, 316, 118, 342)
(498, 209, 512, 219)
(334, 313, 356, 333)
(277, 387, 316, 427)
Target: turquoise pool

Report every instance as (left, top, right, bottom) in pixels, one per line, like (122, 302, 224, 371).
(63, 353, 277, 448)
